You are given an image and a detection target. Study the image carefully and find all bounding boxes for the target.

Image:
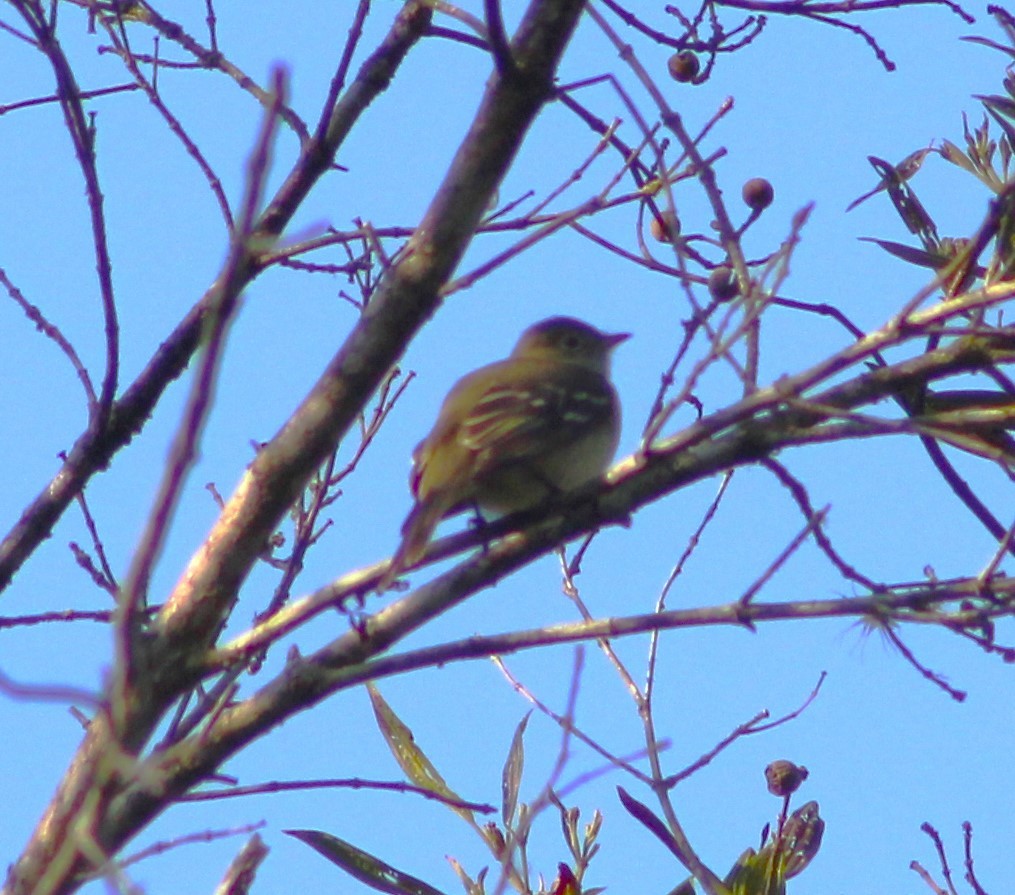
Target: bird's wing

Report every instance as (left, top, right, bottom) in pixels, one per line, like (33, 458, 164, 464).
(459, 370, 612, 464)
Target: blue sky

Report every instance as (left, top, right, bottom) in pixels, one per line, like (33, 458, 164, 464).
(1, 3, 1012, 895)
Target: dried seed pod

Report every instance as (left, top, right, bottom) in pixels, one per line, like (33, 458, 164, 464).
(765, 759, 809, 796)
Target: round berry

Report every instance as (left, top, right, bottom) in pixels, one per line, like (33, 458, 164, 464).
(650, 209, 680, 243)
(667, 51, 700, 83)
(708, 266, 739, 301)
(742, 177, 775, 211)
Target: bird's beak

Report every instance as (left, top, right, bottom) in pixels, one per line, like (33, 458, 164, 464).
(607, 331, 631, 349)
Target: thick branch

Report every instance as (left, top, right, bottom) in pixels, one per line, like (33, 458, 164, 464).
(72, 322, 1015, 862)
(2, 3, 588, 894)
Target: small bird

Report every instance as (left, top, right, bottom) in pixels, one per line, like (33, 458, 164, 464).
(382, 316, 628, 586)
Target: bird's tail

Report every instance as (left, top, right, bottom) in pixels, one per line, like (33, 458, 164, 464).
(378, 493, 452, 591)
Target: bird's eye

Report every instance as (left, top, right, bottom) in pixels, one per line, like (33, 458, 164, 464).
(561, 334, 581, 351)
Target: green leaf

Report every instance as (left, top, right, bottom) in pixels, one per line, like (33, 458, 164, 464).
(779, 801, 824, 879)
(367, 683, 475, 825)
(501, 712, 530, 826)
(286, 829, 449, 895)
(723, 802, 824, 894)
(724, 847, 785, 895)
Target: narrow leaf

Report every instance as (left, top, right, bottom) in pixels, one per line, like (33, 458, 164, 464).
(501, 712, 530, 826)
(615, 786, 683, 860)
(868, 156, 939, 249)
(447, 857, 484, 895)
(857, 238, 939, 269)
(367, 683, 475, 824)
(982, 102, 1015, 160)
(847, 148, 931, 211)
(963, 34, 1015, 59)
(977, 93, 1015, 121)
(285, 829, 449, 895)
(938, 139, 977, 174)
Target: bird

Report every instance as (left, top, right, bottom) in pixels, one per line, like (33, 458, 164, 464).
(381, 316, 628, 587)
